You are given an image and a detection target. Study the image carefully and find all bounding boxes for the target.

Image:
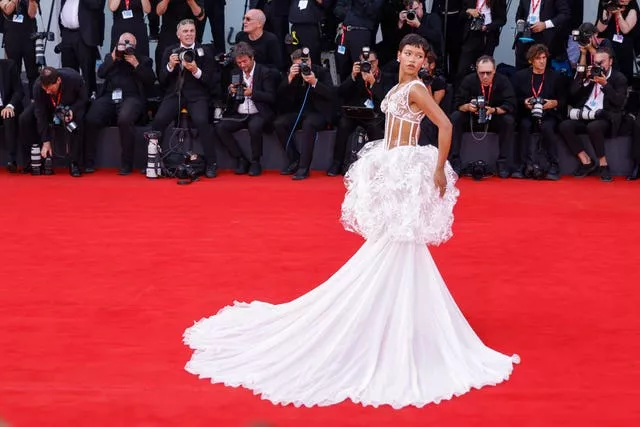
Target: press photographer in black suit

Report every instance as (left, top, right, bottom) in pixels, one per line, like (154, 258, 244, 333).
(0, 59, 24, 172)
(85, 33, 156, 175)
(20, 67, 88, 176)
(151, 19, 219, 178)
(514, 0, 571, 69)
(215, 42, 277, 177)
(328, 47, 386, 176)
(558, 46, 628, 182)
(512, 44, 564, 180)
(450, 55, 516, 178)
(274, 47, 336, 180)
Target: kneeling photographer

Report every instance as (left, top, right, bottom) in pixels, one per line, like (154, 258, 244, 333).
(512, 44, 564, 180)
(558, 47, 627, 182)
(328, 47, 387, 176)
(215, 42, 277, 177)
(85, 33, 156, 175)
(19, 67, 88, 177)
(450, 55, 516, 178)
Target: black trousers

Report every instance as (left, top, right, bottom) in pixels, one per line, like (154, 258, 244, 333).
(19, 103, 85, 165)
(274, 111, 326, 170)
(204, 0, 227, 54)
(155, 31, 178, 77)
(151, 96, 217, 164)
(456, 33, 498, 85)
(147, 9, 159, 36)
(632, 115, 640, 163)
(337, 29, 373, 81)
(1, 113, 20, 163)
(558, 118, 610, 159)
(517, 116, 560, 168)
(439, 12, 462, 79)
(450, 111, 516, 167)
(216, 114, 270, 161)
(85, 96, 145, 168)
(332, 115, 384, 164)
(60, 29, 97, 95)
(4, 33, 38, 95)
(292, 23, 322, 66)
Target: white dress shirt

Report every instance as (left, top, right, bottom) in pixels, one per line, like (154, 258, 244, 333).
(584, 68, 612, 112)
(527, 0, 555, 29)
(237, 62, 259, 115)
(60, 0, 80, 30)
(167, 43, 202, 79)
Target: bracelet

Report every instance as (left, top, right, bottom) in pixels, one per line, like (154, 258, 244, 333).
(195, 9, 205, 19)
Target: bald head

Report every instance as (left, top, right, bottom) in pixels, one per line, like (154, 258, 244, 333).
(243, 9, 266, 35)
(118, 32, 137, 46)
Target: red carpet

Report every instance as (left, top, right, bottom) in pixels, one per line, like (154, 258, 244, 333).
(1, 170, 639, 427)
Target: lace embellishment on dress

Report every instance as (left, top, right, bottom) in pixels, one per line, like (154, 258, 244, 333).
(381, 80, 426, 148)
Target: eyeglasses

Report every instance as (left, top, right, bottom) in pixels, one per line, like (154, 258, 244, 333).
(243, 16, 252, 21)
(478, 71, 494, 76)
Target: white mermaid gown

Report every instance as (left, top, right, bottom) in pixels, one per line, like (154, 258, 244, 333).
(183, 79, 519, 409)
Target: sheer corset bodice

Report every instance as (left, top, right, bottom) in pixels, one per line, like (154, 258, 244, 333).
(380, 80, 426, 149)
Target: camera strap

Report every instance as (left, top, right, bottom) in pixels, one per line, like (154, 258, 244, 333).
(50, 92, 61, 109)
(480, 83, 493, 103)
(475, 0, 486, 11)
(531, 72, 544, 98)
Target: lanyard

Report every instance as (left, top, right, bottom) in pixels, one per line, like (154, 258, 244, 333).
(125, 0, 130, 10)
(615, 15, 621, 35)
(480, 83, 493, 103)
(50, 92, 61, 109)
(340, 24, 346, 45)
(531, 72, 545, 98)
(476, 0, 486, 10)
(530, 0, 542, 14)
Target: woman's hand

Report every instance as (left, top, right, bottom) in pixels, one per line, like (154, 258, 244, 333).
(434, 168, 447, 198)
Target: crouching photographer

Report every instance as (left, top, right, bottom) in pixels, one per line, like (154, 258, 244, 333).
(85, 33, 156, 175)
(19, 67, 88, 177)
(328, 47, 387, 176)
(450, 55, 516, 178)
(558, 47, 627, 182)
(513, 44, 564, 180)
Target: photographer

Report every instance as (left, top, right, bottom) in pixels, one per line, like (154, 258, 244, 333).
(558, 47, 627, 182)
(215, 42, 277, 177)
(274, 47, 336, 180)
(0, 59, 24, 173)
(19, 67, 88, 177)
(596, 0, 638, 81)
(512, 44, 564, 180)
(514, 0, 571, 70)
(85, 33, 156, 175)
(235, 9, 283, 72)
(288, 0, 329, 67)
(1, 0, 38, 93)
(450, 55, 516, 178)
(418, 49, 447, 147)
(151, 19, 218, 178)
(396, 1, 444, 60)
(109, 0, 152, 58)
(328, 47, 387, 176)
(456, 0, 506, 84)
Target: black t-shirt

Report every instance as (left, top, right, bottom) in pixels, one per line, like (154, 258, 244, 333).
(429, 75, 446, 93)
(103, 60, 143, 98)
(2, 0, 37, 35)
(113, 0, 146, 26)
(235, 31, 283, 70)
(156, 0, 203, 34)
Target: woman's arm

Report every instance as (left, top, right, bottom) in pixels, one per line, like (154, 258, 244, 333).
(615, 9, 637, 34)
(109, 0, 121, 12)
(141, 0, 151, 14)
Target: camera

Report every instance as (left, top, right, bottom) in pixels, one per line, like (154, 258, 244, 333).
(418, 68, 434, 85)
(569, 108, 602, 121)
(173, 47, 196, 63)
(470, 15, 485, 31)
(30, 32, 55, 67)
(299, 47, 312, 76)
(360, 46, 372, 73)
(215, 50, 234, 67)
(53, 106, 78, 133)
(528, 96, 545, 119)
(516, 19, 534, 43)
(588, 64, 604, 79)
(572, 23, 596, 47)
(406, 9, 416, 21)
(470, 96, 488, 124)
(115, 39, 136, 59)
(230, 73, 246, 104)
(602, 0, 622, 12)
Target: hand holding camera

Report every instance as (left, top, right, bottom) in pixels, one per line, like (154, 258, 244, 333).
(301, 70, 317, 86)
(351, 62, 361, 80)
(288, 63, 300, 83)
(41, 142, 53, 158)
(169, 53, 181, 69)
(466, 8, 481, 18)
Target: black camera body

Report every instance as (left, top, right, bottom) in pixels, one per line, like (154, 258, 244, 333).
(406, 9, 416, 21)
(602, 0, 622, 12)
(299, 47, 312, 76)
(470, 96, 488, 124)
(572, 23, 597, 47)
(53, 105, 78, 133)
(173, 47, 196, 63)
(115, 40, 136, 59)
(215, 50, 234, 67)
(528, 96, 545, 119)
(360, 46, 372, 73)
(588, 64, 604, 79)
(516, 19, 533, 42)
(470, 15, 485, 31)
(418, 68, 434, 85)
(230, 73, 246, 104)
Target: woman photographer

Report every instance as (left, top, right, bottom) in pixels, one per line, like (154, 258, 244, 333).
(596, 0, 638, 81)
(109, 0, 152, 57)
(456, 0, 507, 85)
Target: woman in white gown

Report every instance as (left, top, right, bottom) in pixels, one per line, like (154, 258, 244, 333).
(183, 34, 519, 409)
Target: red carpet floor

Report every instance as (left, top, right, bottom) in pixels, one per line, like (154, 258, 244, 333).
(1, 170, 639, 427)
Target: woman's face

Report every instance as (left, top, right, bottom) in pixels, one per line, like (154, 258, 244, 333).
(397, 44, 426, 76)
(619, 0, 630, 6)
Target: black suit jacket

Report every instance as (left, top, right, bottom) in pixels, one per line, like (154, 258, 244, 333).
(516, 0, 571, 52)
(277, 64, 336, 123)
(461, 0, 507, 42)
(569, 70, 628, 137)
(227, 63, 277, 120)
(159, 44, 219, 101)
(0, 59, 24, 111)
(59, 0, 106, 47)
(97, 54, 157, 100)
(33, 68, 88, 143)
(514, 67, 564, 118)
(454, 72, 517, 114)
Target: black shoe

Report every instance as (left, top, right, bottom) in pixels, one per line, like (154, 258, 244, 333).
(20, 166, 32, 175)
(248, 161, 262, 176)
(118, 166, 133, 176)
(69, 163, 82, 177)
(281, 160, 299, 175)
(292, 168, 309, 180)
(6, 161, 17, 173)
(600, 165, 613, 182)
(234, 157, 250, 174)
(205, 163, 217, 178)
(497, 162, 510, 179)
(510, 166, 526, 179)
(327, 161, 342, 177)
(573, 160, 598, 178)
(84, 163, 96, 173)
(626, 163, 639, 181)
